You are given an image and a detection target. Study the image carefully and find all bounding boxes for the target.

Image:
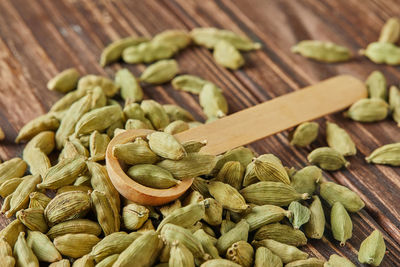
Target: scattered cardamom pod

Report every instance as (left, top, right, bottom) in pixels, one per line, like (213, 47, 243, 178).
(289, 201, 311, 229)
(366, 70, 387, 100)
(304, 196, 325, 239)
(91, 190, 120, 235)
(213, 40, 245, 70)
(169, 240, 195, 267)
(216, 219, 249, 255)
(358, 229, 386, 266)
(254, 222, 307, 247)
(163, 104, 195, 122)
(289, 122, 319, 147)
(379, 17, 400, 43)
(291, 40, 351, 62)
(291, 166, 321, 195)
(140, 59, 179, 84)
(253, 154, 291, 184)
(16, 113, 60, 143)
(389, 85, 400, 126)
(193, 229, 220, 260)
(28, 191, 51, 210)
(100, 36, 148, 66)
(54, 233, 100, 258)
(16, 208, 48, 233)
(243, 204, 291, 231)
(0, 158, 28, 186)
(199, 83, 228, 119)
(326, 122, 356, 156)
(147, 131, 186, 160)
(152, 29, 191, 52)
(0, 177, 23, 198)
(171, 75, 209, 94)
(141, 100, 170, 130)
(285, 258, 325, 267)
(324, 254, 355, 267)
(360, 42, 400, 65)
(319, 181, 365, 212)
(207, 181, 249, 213)
(26, 230, 62, 263)
(226, 241, 254, 267)
(164, 120, 189, 134)
(47, 219, 102, 240)
(115, 68, 143, 102)
(122, 42, 175, 64)
(331, 202, 352, 246)
(47, 68, 80, 93)
(252, 239, 308, 264)
(307, 147, 349, 171)
(366, 142, 400, 166)
(122, 203, 149, 231)
(254, 246, 283, 267)
(157, 201, 206, 231)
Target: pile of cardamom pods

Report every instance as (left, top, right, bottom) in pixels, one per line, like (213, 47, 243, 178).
(0, 26, 394, 267)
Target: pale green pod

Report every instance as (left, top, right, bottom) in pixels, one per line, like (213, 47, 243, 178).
(59, 139, 89, 161)
(169, 241, 195, 267)
(106, 119, 125, 139)
(54, 234, 100, 258)
(253, 154, 290, 184)
(291, 166, 322, 195)
(191, 177, 211, 197)
(0, 158, 27, 186)
(16, 113, 60, 143)
(122, 41, 175, 63)
(182, 190, 204, 206)
(49, 259, 71, 267)
(47, 68, 80, 93)
(115, 68, 143, 102)
(158, 153, 217, 180)
(207, 181, 249, 213)
(164, 120, 189, 134)
(203, 198, 223, 226)
(331, 202, 352, 246)
(285, 258, 325, 267)
(91, 190, 120, 236)
(254, 247, 283, 267)
(171, 75, 209, 94)
(16, 208, 48, 233)
(89, 131, 110, 162)
(213, 40, 244, 70)
(140, 59, 179, 84)
(216, 161, 245, 190)
(26, 230, 62, 263)
(157, 201, 206, 231)
(46, 219, 102, 240)
(122, 204, 149, 231)
(304, 196, 325, 239)
(289, 122, 319, 147)
(0, 219, 25, 248)
(141, 100, 170, 130)
(319, 181, 365, 212)
(147, 131, 186, 160)
(0, 236, 12, 257)
(100, 36, 148, 66)
(366, 71, 387, 100)
(24, 130, 55, 154)
(254, 222, 307, 247)
(366, 142, 400, 166)
(361, 42, 400, 65)
(0, 177, 23, 198)
(183, 140, 207, 153)
(125, 119, 153, 130)
(324, 254, 355, 267)
(289, 201, 311, 229)
(252, 239, 308, 264)
(50, 89, 86, 113)
(358, 230, 386, 266)
(13, 232, 39, 267)
(226, 241, 254, 267)
(199, 83, 228, 119)
(389, 85, 400, 126)
(123, 103, 150, 124)
(240, 181, 309, 206)
(307, 147, 349, 171)
(242, 161, 259, 187)
(28, 191, 51, 210)
(190, 27, 261, 51)
(77, 75, 120, 97)
(216, 220, 249, 254)
(193, 229, 220, 259)
(212, 146, 255, 175)
(243, 205, 291, 231)
(326, 122, 356, 156)
(379, 17, 400, 43)
(291, 40, 351, 62)
(127, 164, 178, 189)
(95, 254, 119, 267)
(112, 138, 159, 165)
(163, 104, 195, 122)
(153, 29, 191, 52)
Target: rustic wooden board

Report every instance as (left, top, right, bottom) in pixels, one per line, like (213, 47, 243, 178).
(0, 0, 399, 265)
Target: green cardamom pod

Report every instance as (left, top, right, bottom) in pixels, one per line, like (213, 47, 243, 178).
(46, 219, 101, 240)
(16, 208, 48, 233)
(291, 166, 321, 195)
(243, 205, 291, 231)
(191, 177, 211, 198)
(202, 198, 223, 226)
(291, 40, 351, 62)
(122, 42, 175, 64)
(379, 17, 400, 43)
(113, 138, 159, 165)
(0, 219, 25, 248)
(89, 130, 110, 162)
(193, 229, 220, 260)
(122, 204, 149, 231)
(212, 147, 255, 175)
(213, 40, 245, 70)
(0, 158, 27, 186)
(289, 201, 311, 229)
(304, 196, 325, 239)
(252, 239, 308, 264)
(361, 42, 400, 65)
(59, 138, 89, 161)
(216, 161, 245, 190)
(127, 164, 179, 189)
(319, 181, 365, 212)
(216, 220, 249, 255)
(47, 68, 80, 93)
(56, 185, 91, 196)
(366, 142, 400, 166)
(331, 202, 352, 246)
(152, 29, 191, 52)
(326, 122, 356, 156)
(171, 75, 209, 94)
(0, 177, 23, 198)
(254, 247, 282, 267)
(123, 103, 151, 125)
(169, 241, 195, 267)
(26, 230, 62, 263)
(115, 68, 143, 102)
(289, 121, 319, 147)
(140, 59, 179, 84)
(253, 154, 290, 184)
(285, 258, 325, 267)
(125, 119, 153, 130)
(242, 161, 259, 187)
(240, 181, 309, 206)
(164, 120, 189, 135)
(54, 233, 100, 258)
(182, 190, 204, 206)
(95, 254, 119, 267)
(254, 222, 307, 247)
(207, 181, 249, 213)
(13, 232, 39, 267)
(182, 140, 207, 153)
(71, 255, 94, 267)
(50, 89, 86, 113)
(157, 201, 206, 231)
(141, 100, 170, 130)
(366, 71, 387, 100)
(226, 241, 254, 267)
(16, 114, 60, 143)
(159, 199, 181, 217)
(147, 131, 186, 160)
(28, 191, 51, 210)
(389, 85, 400, 126)
(358, 229, 386, 266)
(199, 83, 228, 119)
(77, 75, 120, 97)
(0, 236, 13, 257)
(91, 190, 120, 236)
(325, 254, 355, 267)
(24, 131, 55, 177)
(307, 147, 349, 171)
(100, 36, 148, 66)
(163, 104, 195, 122)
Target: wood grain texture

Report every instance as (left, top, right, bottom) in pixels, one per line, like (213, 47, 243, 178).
(0, 0, 399, 265)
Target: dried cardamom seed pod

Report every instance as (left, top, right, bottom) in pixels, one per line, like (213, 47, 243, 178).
(226, 241, 254, 267)
(331, 202, 353, 246)
(164, 120, 189, 135)
(389, 85, 400, 126)
(307, 147, 349, 171)
(72, 255, 94, 267)
(0, 236, 13, 257)
(361, 41, 400, 65)
(190, 27, 261, 51)
(216, 161, 245, 190)
(123, 103, 150, 124)
(304, 196, 325, 239)
(157, 201, 206, 231)
(0, 178, 23, 198)
(113, 230, 163, 267)
(240, 181, 309, 206)
(366, 71, 387, 100)
(213, 40, 245, 70)
(91, 190, 120, 235)
(326, 122, 356, 156)
(202, 198, 223, 226)
(113, 138, 158, 165)
(358, 230, 386, 266)
(254, 222, 307, 247)
(290, 166, 321, 195)
(325, 254, 355, 267)
(182, 190, 204, 206)
(16, 114, 60, 143)
(47, 68, 80, 93)
(13, 232, 39, 267)
(122, 42, 175, 64)
(216, 220, 249, 254)
(291, 40, 351, 62)
(220, 212, 236, 236)
(379, 17, 400, 43)
(77, 75, 120, 97)
(59, 138, 89, 161)
(207, 181, 249, 213)
(28, 192, 51, 210)
(115, 68, 143, 102)
(199, 83, 228, 119)
(169, 241, 195, 267)
(140, 59, 179, 84)
(171, 75, 209, 94)
(45, 191, 91, 226)
(153, 29, 191, 52)
(122, 203, 149, 231)
(25, 130, 55, 154)
(49, 259, 71, 267)
(57, 185, 91, 195)
(89, 131, 110, 162)
(16, 208, 48, 233)
(100, 36, 148, 66)
(243, 205, 291, 231)
(141, 100, 170, 129)
(0, 157, 27, 186)
(193, 229, 220, 260)
(50, 89, 86, 113)
(182, 140, 207, 154)
(319, 181, 365, 212)
(289, 201, 311, 229)
(289, 122, 319, 147)
(95, 254, 118, 267)
(125, 119, 153, 130)
(0, 219, 25, 248)
(127, 164, 178, 189)
(253, 154, 290, 184)
(47, 219, 101, 240)
(26, 230, 62, 263)
(366, 142, 400, 166)
(252, 239, 308, 264)
(242, 161, 259, 187)
(24, 135, 54, 177)
(285, 258, 325, 267)
(163, 104, 195, 122)
(254, 246, 283, 267)
(191, 177, 211, 198)
(158, 153, 217, 180)
(147, 131, 186, 160)
(54, 233, 100, 258)
(212, 147, 255, 175)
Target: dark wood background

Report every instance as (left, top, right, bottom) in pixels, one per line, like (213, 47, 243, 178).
(0, 0, 399, 266)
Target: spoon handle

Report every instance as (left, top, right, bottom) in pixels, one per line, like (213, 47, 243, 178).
(176, 75, 367, 155)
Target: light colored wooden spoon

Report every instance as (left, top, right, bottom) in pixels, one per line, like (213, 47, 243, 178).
(106, 75, 367, 206)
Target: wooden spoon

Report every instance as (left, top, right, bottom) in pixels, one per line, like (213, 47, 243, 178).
(106, 75, 367, 206)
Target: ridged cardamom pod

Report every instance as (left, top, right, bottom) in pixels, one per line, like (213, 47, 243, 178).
(147, 131, 186, 160)
(290, 166, 321, 195)
(47, 219, 101, 240)
(127, 164, 179, 189)
(289, 122, 319, 147)
(389, 85, 400, 126)
(0, 236, 12, 258)
(100, 36, 148, 66)
(253, 154, 290, 184)
(202, 198, 223, 226)
(191, 177, 211, 198)
(331, 202, 353, 246)
(199, 83, 228, 119)
(163, 104, 195, 122)
(122, 41, 175, 64)
(24, 134, 54, 177)
(288, 201, 311, 229)
(91, 190, 120, 235)
(122, 203, 149, 231)
(358, 230, 386, 266)
(0, 177, 23, 198)
(366, 70, 387, 100)
(47, 68, 80, 93)
(291, 40, 351, 62)
(182, 140, 207, 153)
(361, 42, 400, 65)
(152, 29, 191, 52)
(252, 239, 308, 264)
(169, 241, 195, 267)
(115, 68, 143, 102)
(140, 100, 170, 130)
(207, 181, 249, 213)
(0, 219, 25, 248)
(164, 120, 189, 135)
(216, 220, 249, 255)
(140, 59, 179, 84)
(89, 131, 110, 162)
(216, 161, 245, 190)
(213, 40, 244, 70)
(50, 89, 86, 113)
(242, 161, 259, 187)
(240, 181, 309, 206)
(54, 233, 100, 258)
(366, 142, 400, 166)
(0, 157, 27, 186)
(171, 75, 209, 94)
(59, 139, 88, 161)
(16, 114, 60, 143)
(95, 254, 119, 267)
(113, 138, 158, 165)
(123, 103, 151, 125)
(345, 98, 389, 122)
(26, 230, 62, 263)
(379, 17, 400, 43)
(28, 192, 51, 210)
(77, 75, 120, 97)
(325, 254, 355, 267)
(226, 241, 254, 267)
(157, 201, 206, 231)
(254, 222, 307, 247)
(304, 196, 325, 239)
(212, 147, 255, 175)
(193, 229, 220, 260)
(285, 258, 325, 267)
(16, 208, 48, 233)
(254, 246, 282, 267)
(307, 147, 349, 171)
(13, 232, 39, 267)
(56, 185, 92, 195)
(243, 205, 291, 231)
(326, 122, 356, 156)
(319, 181, 365, 212)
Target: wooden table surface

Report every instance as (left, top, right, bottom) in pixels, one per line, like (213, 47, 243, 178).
(0, 0, 399, 265)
